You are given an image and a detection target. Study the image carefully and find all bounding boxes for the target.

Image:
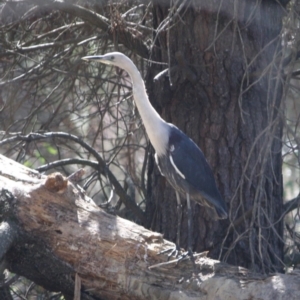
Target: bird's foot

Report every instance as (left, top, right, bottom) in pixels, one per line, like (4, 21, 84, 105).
(159, 244, 181, 260)
(150, 247, 195, 270)
(176, 248, 194, 262)
(159, 245, 195, 264)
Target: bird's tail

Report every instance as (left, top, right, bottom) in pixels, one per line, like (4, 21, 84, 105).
(215, 205, 228, 219)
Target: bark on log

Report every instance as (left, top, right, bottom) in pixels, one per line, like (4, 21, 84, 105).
(0, 153, 299, 300)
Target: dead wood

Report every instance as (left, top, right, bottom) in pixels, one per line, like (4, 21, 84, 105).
(0, 154, 300, 300)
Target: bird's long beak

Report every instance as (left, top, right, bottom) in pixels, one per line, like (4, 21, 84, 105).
(82, 55, 113, 66)
(81, 55, 104, 61)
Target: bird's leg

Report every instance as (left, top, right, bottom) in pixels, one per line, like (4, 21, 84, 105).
(159, 191, 182, 259)
(186, 193, 194, 261)
(175, 191, 182, 251)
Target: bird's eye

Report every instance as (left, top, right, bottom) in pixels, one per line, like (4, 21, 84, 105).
(111, 56, 115, 60)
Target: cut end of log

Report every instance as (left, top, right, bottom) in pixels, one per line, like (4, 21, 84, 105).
(44, 172, 68, 194)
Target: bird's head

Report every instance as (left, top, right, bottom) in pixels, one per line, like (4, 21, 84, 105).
(82, 52, 131, 68)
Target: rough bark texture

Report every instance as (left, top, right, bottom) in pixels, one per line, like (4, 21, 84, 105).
(0, 154, 300, 300)
(145, 0, 284, 273)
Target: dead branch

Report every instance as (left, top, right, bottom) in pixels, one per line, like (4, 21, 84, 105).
(0, 132, 145, 223)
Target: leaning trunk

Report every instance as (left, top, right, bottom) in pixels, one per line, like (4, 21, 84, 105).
(145, 0, 284, 273)
(0, 154, 299, 300)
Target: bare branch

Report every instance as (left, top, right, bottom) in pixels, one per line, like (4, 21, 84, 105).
(0, 132, 146, 223)
(42, 2, 150, 58)
(283, 194, 300, 215)
(37, 158, 98, 173)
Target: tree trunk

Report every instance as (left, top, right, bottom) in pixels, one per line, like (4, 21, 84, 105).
(1, 155, 299, 300)
(145, 0, 284, 273)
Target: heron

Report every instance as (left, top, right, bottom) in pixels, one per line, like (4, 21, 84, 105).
(82, 52, 228, 258)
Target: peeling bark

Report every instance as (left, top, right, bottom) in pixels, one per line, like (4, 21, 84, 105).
(0, 154, 299, 300)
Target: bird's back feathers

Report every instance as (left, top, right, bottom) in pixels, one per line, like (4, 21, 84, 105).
(159, 124, 228, 219)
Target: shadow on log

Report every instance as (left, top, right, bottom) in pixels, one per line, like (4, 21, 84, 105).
(0, 154, 300, 300)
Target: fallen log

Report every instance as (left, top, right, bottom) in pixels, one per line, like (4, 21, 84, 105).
(0, 154, 300, 300)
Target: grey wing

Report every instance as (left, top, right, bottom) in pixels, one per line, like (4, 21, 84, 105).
(170, 133, 226, 211)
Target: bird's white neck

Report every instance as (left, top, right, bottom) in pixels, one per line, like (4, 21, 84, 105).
(126, 63, 169, 156)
